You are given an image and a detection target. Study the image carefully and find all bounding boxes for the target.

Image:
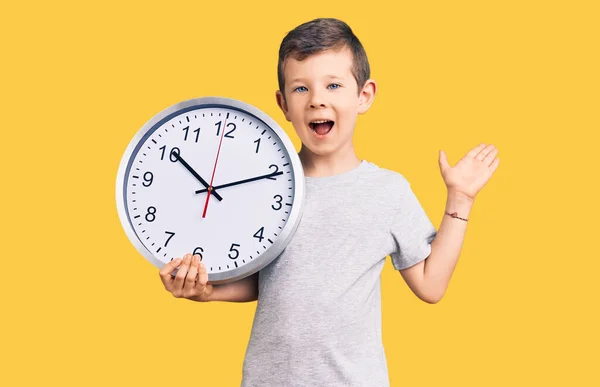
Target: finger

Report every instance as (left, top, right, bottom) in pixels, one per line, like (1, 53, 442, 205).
(476, 144, 495, 161)
(159, 257, 182, 288)
(196, 260, 209, 288)
(195, 261, 211, 298)
(438, 150, 450, 173)
(466, 143, 487, 159)
(184, 255, 200, 291)
(484, 148, 499, 165)
(489, 157, 500, 173)
(173, 254, 192, 289)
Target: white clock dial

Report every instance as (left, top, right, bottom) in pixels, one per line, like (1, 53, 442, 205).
(116, 97, 305, 284)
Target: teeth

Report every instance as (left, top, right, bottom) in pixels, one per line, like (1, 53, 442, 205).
(310, 120, 330, 124)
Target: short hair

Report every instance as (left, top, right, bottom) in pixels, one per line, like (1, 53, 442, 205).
(277, 18, 370, 96)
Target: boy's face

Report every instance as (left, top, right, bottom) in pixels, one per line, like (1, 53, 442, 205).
(276, 47, 376, 158)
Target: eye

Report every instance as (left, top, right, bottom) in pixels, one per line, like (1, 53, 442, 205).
(327, 83, 341, 90)
(293, 86, 308, 93)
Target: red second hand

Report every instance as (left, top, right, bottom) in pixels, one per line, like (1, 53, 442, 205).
(203, 118, 227, 218)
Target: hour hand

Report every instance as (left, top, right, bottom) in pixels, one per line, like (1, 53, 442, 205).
(171, 151, 223, 201)
(194, 171, 284, 194)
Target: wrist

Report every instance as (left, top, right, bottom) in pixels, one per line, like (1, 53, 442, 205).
(189, 288, 214, 302)
(445, 190, 474, 220)
(447, 189, 475, 203)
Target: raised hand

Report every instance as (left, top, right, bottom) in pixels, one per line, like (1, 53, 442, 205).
(438, 143, 500, 200)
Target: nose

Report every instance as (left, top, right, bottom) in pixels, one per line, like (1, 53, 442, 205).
(308, 90, 327, 109)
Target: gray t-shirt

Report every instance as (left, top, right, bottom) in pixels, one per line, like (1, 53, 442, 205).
(241, 160, 438, 386)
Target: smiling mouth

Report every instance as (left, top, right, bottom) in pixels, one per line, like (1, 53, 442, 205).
(309, 120, 334, 136)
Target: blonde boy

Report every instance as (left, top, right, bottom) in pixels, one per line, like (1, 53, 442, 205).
(159, 18, 499, 386)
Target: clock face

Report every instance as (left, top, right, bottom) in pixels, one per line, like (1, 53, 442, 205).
(116, 97, 305, 284)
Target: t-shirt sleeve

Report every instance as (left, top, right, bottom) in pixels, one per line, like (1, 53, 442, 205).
(389, 182, 438, 270)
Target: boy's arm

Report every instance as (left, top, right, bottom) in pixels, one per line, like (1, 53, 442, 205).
(194, 272, 259, 303)
(400, 190, 474, 304)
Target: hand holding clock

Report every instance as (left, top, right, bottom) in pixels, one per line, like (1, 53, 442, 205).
(159, 253, 213, 301)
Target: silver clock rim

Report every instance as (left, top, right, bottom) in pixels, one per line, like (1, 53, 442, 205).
(115, 96, 305, 285)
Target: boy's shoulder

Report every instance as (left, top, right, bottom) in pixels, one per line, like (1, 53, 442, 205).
(358, 161, 414, 213)
(362, 160, 411, 191)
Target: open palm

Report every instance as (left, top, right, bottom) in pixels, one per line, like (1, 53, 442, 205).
(438, 143, 500, 200)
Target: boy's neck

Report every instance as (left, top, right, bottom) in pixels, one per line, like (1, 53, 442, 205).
(298, 144, 362, 178)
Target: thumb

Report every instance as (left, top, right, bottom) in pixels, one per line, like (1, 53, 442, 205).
(438, 149, 450, 173)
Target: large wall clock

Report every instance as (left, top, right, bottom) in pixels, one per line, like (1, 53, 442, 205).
(116, 97, 305, 284)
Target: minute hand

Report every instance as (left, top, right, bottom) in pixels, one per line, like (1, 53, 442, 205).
(194, 171, 284, 194)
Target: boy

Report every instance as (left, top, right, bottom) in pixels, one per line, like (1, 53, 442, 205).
(159, 18, 499, 386)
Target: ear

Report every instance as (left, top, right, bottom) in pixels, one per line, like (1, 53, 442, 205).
(357, 79, 377, 114)
(275, 90, 291, 122)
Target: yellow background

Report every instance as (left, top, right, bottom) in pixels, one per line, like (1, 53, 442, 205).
(2, 0, 598, 386)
